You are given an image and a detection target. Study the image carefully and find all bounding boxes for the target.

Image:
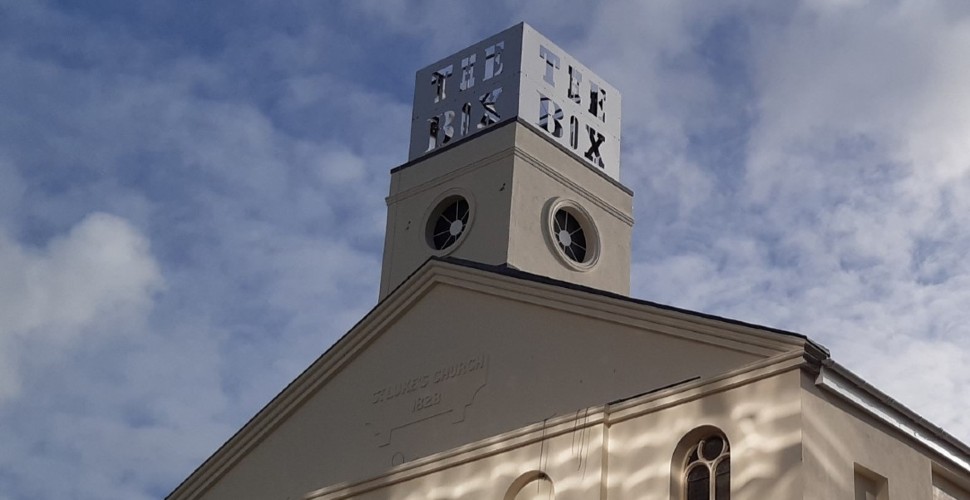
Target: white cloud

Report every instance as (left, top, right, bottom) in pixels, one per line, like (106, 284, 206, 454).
(588, 0, 970, 443)
(748, 0, 970, 188)
(0, 213, 163, 402)
(2, 1, 970, 498)
(348, 1, 510, 54)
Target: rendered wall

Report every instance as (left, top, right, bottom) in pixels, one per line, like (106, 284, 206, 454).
(194, 278, 769, 500)
(312, 424, 608, 500)
(934, 473, 970, 499)
(380, 122, 633, 299)
(307, 361, 808, 499)
(606, 368, 805, 500)
(507, 123, 632, 295)
(801, 373, 935, 499)
(380, 123, 517, 297)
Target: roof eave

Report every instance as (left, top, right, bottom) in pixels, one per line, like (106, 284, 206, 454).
(816, 359, 970, 475)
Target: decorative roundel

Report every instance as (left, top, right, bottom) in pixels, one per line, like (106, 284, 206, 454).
(427, 195, 470, 251)
(546, 199, 599, 270)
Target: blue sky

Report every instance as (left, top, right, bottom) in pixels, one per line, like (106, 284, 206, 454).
(2, 1, 970, 498)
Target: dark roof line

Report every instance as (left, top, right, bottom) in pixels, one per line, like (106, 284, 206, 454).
(390, 117, 519, 174)
(823, 360, 970, 460)
(608, 376, 702, 406)
(389, 117, 634, 196)
(168, 255, 825, 498)
(434, 255, 830, 356)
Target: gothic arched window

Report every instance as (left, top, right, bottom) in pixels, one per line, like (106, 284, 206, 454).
(684, 433, 730, 500)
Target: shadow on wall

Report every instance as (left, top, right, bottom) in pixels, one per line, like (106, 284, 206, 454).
(307, 411, 604, 500)
(607, 373, 804, 500)
(307, 371, 808, 499)
(800, 379, 945, 499)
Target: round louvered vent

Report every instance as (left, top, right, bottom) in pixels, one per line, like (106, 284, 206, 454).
(427, 196, 470, 251)
(553, 208, 588, 263)
(546, 199, 599, 270)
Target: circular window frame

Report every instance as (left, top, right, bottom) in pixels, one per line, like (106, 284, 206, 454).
(544, 198, 600, 271)
(423, 189, 476, 256)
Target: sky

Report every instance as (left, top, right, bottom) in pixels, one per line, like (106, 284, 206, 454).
(1, 0, 969, 498)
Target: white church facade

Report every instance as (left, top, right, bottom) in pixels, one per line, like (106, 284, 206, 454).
(168, 24, 970, 500)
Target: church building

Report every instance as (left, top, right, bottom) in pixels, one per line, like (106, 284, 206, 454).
(168, 23, 970, 500)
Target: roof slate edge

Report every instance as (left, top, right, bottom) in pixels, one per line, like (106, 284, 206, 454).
(167, 254, 826, 498)
(433, 255, 830, 356)
(820, 359, 970, 464)
(167, 261, 439, 498)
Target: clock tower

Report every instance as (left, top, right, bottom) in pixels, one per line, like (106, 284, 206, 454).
(379, 23, 633, 298)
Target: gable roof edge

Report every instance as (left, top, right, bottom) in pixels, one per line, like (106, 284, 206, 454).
(432, 256, 828, 357)
(170, 256, 830, 498)
(816, 360, 970, 475)
(167, 262, 446, 499)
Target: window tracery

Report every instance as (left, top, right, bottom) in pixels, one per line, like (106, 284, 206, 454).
(684, 433, 730, 500)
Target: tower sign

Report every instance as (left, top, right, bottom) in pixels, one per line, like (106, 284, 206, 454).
(409, 23, 623, 180)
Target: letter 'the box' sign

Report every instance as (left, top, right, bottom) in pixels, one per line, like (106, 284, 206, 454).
(409, 23, 623, 181)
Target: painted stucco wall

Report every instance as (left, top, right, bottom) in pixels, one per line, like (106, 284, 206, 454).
(380, 122, 633, 299)
(305, 364, 807, 500)
(380, 123, 517, 297)
(507, 124, 632, 296)
(193, 277, 769, 500)
(606, 368, 804, 500)
(315, 424, 609, 500)
(801, 373, 935, 500)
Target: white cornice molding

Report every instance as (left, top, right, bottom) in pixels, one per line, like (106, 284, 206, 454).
(816, 363, 970, 476)
(433, 263, 808, 356)
(384, 122, 634, 228)
(606, 349, 806, 423)
(167, 265, 442, 500)
(385, 147, 517, 205)
(305, 350, 809, 499)
(512, 145, 634, 227)
(168, 259, 815, 499)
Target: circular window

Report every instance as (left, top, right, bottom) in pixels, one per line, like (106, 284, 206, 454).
(426, 195, 471, 251)
(546, 199, 599, 270)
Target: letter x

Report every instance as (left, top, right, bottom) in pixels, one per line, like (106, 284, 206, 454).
(478, 87, 502, 129)
(584, 125, 605, 168)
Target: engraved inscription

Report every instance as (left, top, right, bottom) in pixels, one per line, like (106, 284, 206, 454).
(412, 392, 441, 412)
(366, 354, 489, 447)
(371, 354, 487, 405)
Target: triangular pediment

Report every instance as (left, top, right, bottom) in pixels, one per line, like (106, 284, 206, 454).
(170, 258, 817, 500)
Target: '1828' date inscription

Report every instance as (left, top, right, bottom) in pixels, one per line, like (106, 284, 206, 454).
(371, 354, 487, 413)
(366, 354, 489, 446)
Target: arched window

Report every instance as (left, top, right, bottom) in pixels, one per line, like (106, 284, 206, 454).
(504, 471, 554, 500)
(683, 433, 730, 500)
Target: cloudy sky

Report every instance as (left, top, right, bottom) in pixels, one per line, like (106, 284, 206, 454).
(2, 1, 969, 498)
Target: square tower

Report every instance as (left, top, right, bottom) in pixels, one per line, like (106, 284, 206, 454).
(380, 23, 633, 298)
